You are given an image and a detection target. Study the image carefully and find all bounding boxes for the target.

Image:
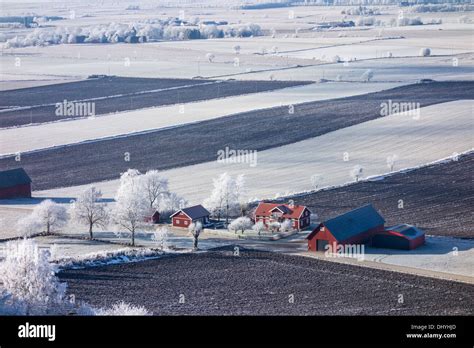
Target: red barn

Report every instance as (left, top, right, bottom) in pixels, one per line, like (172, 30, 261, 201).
(254, 202, 311, 231)
(170, 205, 210, 228)
(0, 168, 32, 199)
(307, 204, 385, 251)
(372, 224, 425, 250)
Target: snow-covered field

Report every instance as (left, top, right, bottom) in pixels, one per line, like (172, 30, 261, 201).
(32, 100, 472, 204)
(0, 81, 404, 155)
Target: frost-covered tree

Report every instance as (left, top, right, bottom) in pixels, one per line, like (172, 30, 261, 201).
(252, 221, 266, 236)
(0, 239, 152, 315)
(350, 165, 364, 182)
(206, 52, 215, 63)
(140, 170, 169, 210)
(280, 219, 293, 232)
(420, 48, 431, 57)
(386, 154, 399, 171)
(70, 187, 109, 239)
(0, 238, 68, 315)
(361, 69, 374, 82)
(204, 173, 243, 223)
(16, 214, 41, 237)
(157, 192, 187, 220)
(152, 226, 170, 250)
(310, 174, 324, 191)
(188, 221, 202, 250)
(268, 221, 281, 233)
(112, 170, 149, 246)
(234, 174, 247, 216)
(17, 199, 67, 236)
(228, 216, 253, 234)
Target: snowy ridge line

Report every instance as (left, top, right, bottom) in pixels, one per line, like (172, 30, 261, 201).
(269, 148, 474, 203)
(0, 80, 221, 114)
(0, 80, 313, 132)
(0, 83, 320, 157)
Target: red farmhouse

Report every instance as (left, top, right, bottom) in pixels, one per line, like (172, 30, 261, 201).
(254, 202, 311, 231)
(171, 205, 210, 228)
(372, 224, 425, 250)
(307, 204, 384, 252)
(0, 168, 32, 199)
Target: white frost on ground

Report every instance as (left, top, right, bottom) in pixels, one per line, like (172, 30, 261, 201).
(0, 81, 404, 155)
(362, 235, 474, 278)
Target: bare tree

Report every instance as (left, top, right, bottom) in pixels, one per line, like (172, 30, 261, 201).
(140, 170, 169, 210)
(70, 186, 109, 239)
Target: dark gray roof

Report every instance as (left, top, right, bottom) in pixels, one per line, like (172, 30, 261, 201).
(324, 204, 385, 242)
(0, 168, 31, 189)
(171, 204, 210, 220)
(272, 205, 292, 214)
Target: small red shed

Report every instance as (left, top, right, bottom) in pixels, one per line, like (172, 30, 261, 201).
(307, 204, 385, 252)
(254, 202, 311, 231)
(372, 224, 425, 250)
(170, 205, 210, 228)
(145, 210, 160, 224)
(0, 168, 32, 199)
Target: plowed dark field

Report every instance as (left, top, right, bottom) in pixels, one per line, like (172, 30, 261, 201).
(59, 247, 474, 315)
(286, 153, 474, 238)
(1, 81, 472, 190)
(0, 76, 308, 127)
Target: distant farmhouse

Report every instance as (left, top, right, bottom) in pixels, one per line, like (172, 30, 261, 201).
(0, 168, 32, 199)
(255, 202, 311, 231)
(307, 204, 425, 251)
(171, 205, 210, 228)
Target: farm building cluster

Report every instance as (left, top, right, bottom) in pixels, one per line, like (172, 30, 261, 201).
(307, 204, 425, 251)
(0, 168, 425, 251)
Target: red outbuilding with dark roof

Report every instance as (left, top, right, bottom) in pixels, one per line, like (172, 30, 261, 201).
(307, 204, 425, 251)
(0, 168, 32, 199)
(170, 205, 210, 228)
(307, 204, 385, 251)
